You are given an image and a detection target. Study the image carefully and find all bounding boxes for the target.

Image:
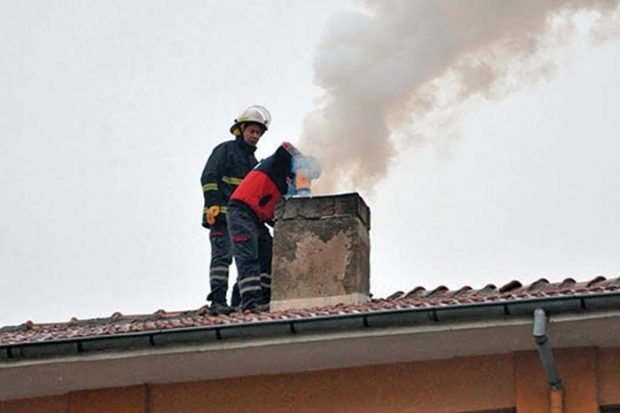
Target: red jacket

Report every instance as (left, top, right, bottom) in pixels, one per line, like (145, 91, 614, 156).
(230, 143, 299, 222)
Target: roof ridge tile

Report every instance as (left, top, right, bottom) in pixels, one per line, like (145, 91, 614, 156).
(452, 286, 473, 297)
(404, 286, 426, 298)
(386, 291, 405, 300)
(586, 275, 607, 287)
(527, 278, 551, 291)
(499, 280, 522, 293)
(427, 285, 449, 298)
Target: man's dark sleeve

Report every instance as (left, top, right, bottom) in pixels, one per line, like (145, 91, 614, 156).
(272, 145, 293, 195)
(201, 143, 227, 209)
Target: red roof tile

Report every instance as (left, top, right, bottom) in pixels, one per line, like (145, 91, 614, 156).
(1, 275, 620, 346)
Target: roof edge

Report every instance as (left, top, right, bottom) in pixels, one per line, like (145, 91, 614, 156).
(2, 292, 619, 362)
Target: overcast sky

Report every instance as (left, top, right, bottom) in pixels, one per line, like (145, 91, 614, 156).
(1, 1, 619, 327)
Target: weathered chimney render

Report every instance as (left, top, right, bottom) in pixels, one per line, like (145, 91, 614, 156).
(271, 193, 371, 311)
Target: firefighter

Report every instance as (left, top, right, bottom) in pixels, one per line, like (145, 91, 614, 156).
(200, 105, 271, 315)
(227, 142, 321, 313)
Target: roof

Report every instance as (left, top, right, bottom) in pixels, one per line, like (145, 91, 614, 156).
(2, 275, 619, 348)
(3, 275, 620, 401)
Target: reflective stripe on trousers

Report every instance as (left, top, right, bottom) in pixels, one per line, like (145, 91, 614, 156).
(207, 225, 232, 303)
(227, 204, 273, 310)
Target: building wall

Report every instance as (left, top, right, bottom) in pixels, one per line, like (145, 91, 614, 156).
(515, 347, 598, 412)
(151, 354, 514, 413)
(2, 347, 620, 413)
(0, 386, 145, 413)
(599, 347, 620, 407)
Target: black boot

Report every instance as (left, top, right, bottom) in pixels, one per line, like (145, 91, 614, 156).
(209, 302, 233, 316)
(241, 292, 270, 314)
(249, 302, 270, 314)
(230, 283, 241, 312)
(207, 290, 233, 316)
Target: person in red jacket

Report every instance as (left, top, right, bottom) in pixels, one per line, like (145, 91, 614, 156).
(227, 142, 321, 313)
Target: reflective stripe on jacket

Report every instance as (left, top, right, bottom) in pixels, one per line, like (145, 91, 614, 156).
(201, 136, 257, 228)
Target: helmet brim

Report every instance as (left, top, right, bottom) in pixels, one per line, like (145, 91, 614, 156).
(230, 121, 267, 136)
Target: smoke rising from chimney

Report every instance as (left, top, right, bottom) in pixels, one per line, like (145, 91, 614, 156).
(299, 0, 620, 195)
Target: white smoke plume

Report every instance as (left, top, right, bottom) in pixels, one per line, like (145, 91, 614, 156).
(300, 0, 620, 195)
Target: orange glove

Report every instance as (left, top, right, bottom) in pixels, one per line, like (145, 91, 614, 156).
(206, 206, 220, 226)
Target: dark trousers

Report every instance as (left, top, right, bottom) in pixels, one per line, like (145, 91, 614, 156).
(206, 223, 240, 305)
(227, 204, 273, 311)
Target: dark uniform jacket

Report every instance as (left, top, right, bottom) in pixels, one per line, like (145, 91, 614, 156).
(201, 136, 257, 228)
(229, 143, 298, 222)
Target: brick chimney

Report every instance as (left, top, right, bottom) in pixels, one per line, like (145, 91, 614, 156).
(271, 193, 371, 311)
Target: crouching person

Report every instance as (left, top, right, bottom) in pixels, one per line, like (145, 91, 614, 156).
(227, 142, 321, 313)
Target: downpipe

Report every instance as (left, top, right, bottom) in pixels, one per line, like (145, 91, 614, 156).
(533, 308, 564, 413)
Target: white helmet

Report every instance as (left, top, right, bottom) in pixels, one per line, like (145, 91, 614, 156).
(230, 105, 272, 136)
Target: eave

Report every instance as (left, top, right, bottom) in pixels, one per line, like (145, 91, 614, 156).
(2, 292, 620, 400)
